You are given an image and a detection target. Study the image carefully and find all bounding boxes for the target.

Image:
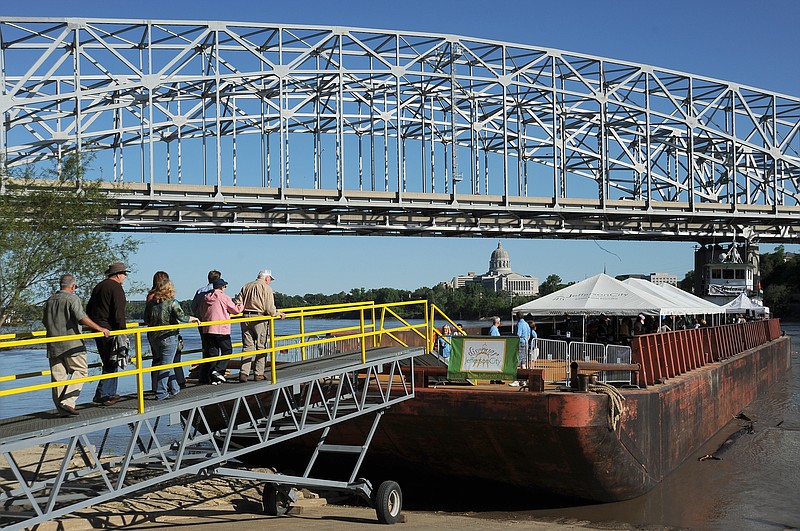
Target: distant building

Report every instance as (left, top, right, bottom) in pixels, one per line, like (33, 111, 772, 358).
(615, 273, 648, 282)
(649, 272, 678, 286)
(451, 272, 478, 288)
(449, 242, 539, 296)
(616, 272, 677, 286)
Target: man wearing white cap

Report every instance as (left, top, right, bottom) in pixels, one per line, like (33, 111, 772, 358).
(234, 269, 286, 382)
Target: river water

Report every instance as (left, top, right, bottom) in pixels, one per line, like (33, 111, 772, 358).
(1, 321, 798, 530)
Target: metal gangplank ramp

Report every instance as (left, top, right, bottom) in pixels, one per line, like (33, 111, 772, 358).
(0, 346, 421, 529)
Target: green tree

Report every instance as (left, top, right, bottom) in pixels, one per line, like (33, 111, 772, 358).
(679, 270, 695, 292)
(757, 246, 799, 319)
(0, 154, 140, 325)
(539, 274, 564, 296)
(759, 245, 784, 280)
(764, 284, 792, 316)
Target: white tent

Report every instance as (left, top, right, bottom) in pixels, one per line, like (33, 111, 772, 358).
(622, 278, 695, 316)
(512, 273, 666, 316)
(623, 278, 724, 315)
(658, 283, 726, 315)
(721, 293, 768, 316)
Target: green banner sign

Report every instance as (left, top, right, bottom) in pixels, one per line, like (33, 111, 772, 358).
(447, 336, 519, 380)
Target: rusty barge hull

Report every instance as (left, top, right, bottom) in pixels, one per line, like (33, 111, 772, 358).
(242, 337, 791, 502)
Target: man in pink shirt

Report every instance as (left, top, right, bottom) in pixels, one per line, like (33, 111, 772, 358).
(200, 278, 244, 385)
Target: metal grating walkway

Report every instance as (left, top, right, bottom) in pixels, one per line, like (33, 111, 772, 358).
(0, 346, 421, 529)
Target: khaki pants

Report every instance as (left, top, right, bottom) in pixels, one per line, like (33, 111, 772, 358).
(239, 319, 269, 379)
(49, 352, 88, 408)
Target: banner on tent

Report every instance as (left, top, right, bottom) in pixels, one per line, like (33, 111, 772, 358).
(447, 336, 518, 380)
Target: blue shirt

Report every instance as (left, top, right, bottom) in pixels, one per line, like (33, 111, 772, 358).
(438, 336, 451, 358)
(489, 325, 500, 336)
(516, 319, 531, 343)
(191, 283, 214, 315)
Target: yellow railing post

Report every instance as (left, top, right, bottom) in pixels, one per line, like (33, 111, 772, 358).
(300, 309, 306, 361)
(426, 302, 432, 353)
(269, 317, 277, 384)
(360, 307, 367, 364)
(135, 330, 145, 414)
(378, 307, 386, 347)
(371, 305, 377, 348)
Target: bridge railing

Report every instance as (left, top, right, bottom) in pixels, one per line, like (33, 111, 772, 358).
(0, 299, 431, 415)
(631, 319, 782, 386)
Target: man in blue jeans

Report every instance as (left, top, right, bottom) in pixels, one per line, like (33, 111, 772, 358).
(515, 312, 531, 368)
(86, 262, 129, 406)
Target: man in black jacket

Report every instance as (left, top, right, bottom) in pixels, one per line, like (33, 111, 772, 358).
(86, 262, 129, 406)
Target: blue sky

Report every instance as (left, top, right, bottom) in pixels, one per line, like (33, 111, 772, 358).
(5, 1, 799, 299)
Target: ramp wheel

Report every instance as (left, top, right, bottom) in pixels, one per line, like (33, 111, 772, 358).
(374, 480, 402, 524)
(262, 483, 291, 516)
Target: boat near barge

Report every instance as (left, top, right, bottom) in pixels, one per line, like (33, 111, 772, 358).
(221, 318, 790, 503)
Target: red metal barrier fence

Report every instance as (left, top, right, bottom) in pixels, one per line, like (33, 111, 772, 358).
(631, 319, 782, 387)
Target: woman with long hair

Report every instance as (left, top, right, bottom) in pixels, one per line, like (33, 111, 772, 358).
(146, 271, 170, 302)
(144, 278, 199, 400)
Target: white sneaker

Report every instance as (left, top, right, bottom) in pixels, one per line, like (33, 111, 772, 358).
(211, 380, 220, 385)
(508, 381, 520, 387)
(211, 371, 226, 384)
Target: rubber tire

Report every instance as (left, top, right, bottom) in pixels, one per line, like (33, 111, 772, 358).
(262, 483, 290, 516)
(374, 480, 402, 524)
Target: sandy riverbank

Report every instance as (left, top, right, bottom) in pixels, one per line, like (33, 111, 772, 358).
(4, 444, 594, 530)
(30, 473, 595, 531)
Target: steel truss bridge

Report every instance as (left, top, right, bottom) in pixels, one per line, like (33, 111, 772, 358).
(1, 18, 799, 242)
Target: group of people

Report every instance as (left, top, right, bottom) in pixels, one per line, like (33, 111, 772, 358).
(435, 314, 538, 369)
(435, 323, 465, 360)
(484, 314, 539, 369)
(42, 263, 286, 416)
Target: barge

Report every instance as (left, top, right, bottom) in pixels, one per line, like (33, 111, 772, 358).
(225, 320, 790, 502)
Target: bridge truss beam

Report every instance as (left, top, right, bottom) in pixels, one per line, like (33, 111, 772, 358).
(1, 18, 799, 242)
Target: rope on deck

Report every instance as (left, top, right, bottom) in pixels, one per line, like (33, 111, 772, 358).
(588, 382, 626, 431)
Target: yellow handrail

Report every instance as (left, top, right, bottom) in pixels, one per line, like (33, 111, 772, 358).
(0, 300, 447, 415)
(429, 303, 466, 352)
